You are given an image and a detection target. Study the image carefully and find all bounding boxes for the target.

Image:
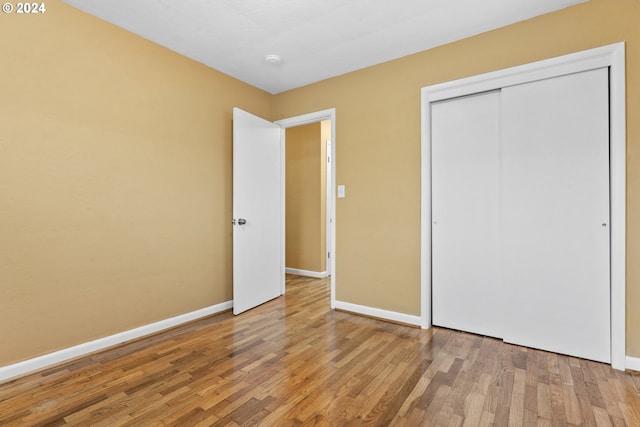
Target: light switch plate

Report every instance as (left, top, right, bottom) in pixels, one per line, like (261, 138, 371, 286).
(337, 185, 345, 198)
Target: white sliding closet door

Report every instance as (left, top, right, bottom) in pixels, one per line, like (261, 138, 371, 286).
(500, 68, 611, 363)
(431, 91, 503, 338)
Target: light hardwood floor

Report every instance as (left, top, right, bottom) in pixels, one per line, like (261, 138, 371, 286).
(1, 274, 639, 426)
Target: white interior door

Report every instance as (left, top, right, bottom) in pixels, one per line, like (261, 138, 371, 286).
(233, 107, 283, 315)
(500, 69, 611, 362)
(431, 91, 503, 338)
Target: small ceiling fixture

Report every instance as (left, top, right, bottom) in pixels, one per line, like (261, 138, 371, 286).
(264, 54, 282, 65)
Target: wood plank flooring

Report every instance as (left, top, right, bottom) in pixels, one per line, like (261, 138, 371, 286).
(1, 274, 639, 426)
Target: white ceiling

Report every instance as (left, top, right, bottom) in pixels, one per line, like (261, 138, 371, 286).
(61, 0, 586, 94)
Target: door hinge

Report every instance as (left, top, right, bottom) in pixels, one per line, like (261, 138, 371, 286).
(328, 252, 330, 259)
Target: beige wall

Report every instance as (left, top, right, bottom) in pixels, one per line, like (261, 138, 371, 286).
(273, 0, 640, 356)
(285, 123, 326, 272)
(0, 1, 272, 365)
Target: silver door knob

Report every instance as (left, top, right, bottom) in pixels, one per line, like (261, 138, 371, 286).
(238, 218, 247, 225)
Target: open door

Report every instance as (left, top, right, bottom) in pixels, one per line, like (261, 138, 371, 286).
(232, 108, 283, 315)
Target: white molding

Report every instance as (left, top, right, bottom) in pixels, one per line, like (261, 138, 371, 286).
(334, 301, 421, 327)
(285, 268, 328, 278)
(0, 301, 232, 384)
(275, 109, 335, 128)
(626, 356, 640, 372)
(326, 140, 333, 276)
(275, 108, 337, 309)
(608, 44, 627, 371)
(421, 42, 626, 370)
(424, 43, 620, 103)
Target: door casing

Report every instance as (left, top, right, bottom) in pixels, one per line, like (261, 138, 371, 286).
(326, 139, 333, 276)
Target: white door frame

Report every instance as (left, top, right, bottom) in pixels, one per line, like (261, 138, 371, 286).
(326, 140, 333, 276)
(275, 109, 337, 308)
(420, 43, 626, 370)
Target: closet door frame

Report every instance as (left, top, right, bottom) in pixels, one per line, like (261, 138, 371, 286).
(420, 42, 626, 370)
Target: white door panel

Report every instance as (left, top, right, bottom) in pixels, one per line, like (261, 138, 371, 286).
(233, 108, 283, 315)
(430, 69, 610, 363)
(431, 91, 503, 338)
(500, 69, 610, 362)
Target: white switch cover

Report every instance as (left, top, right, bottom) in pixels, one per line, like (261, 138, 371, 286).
(337, 185, 346, 198)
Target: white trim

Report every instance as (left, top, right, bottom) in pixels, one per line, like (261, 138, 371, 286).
(608, 44, 627, 371)
(279, 124, 286, 296)
(334, 301, 422, 327)
(275, 109, 337, 309)
(424, 44, 620, 103)
(0, 301, 232, 384)
(421, 42, 626, 370)
(285, 268, 329, 278)
(326, 140, 333, 276)
(626, 357, 640, 372)
(275, 109, 335, 128)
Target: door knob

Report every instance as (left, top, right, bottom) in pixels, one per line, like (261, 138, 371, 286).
(238, 218, 247, 225)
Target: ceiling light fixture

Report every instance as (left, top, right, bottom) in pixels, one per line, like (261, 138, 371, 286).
(264, 54, 282, 65)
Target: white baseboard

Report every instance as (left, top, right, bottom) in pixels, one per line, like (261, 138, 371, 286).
(285, 268, 328, 279)
(334, 300, 421, 327)
(0, 300, 233, 384)
(626, 356, 640, 372)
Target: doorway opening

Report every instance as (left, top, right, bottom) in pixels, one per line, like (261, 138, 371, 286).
(283, 121, 332, 279)
(276, 109, 336, 309)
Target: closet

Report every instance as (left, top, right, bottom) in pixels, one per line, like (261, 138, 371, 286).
(431, 68, 611, 363)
